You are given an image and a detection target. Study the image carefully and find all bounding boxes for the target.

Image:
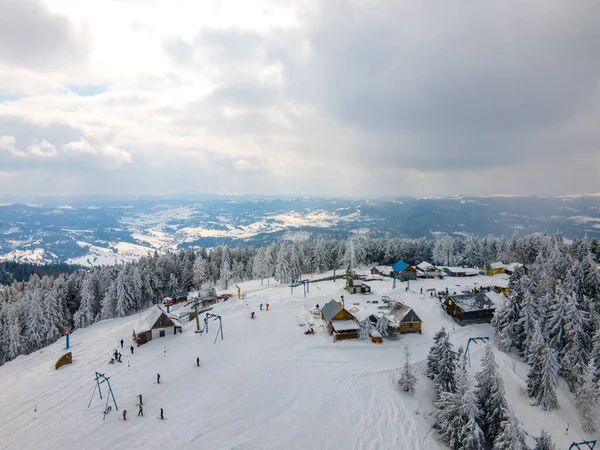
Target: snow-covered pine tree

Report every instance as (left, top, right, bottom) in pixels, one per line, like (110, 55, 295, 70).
(24, 285, 47, 351)
(533, 430, 556, 450)
(100, 281, 117, 320)
(4, 306, 23, 360)
(547, 282, 568, 354)
(492, 415, 528, 450)
(434, 334, 458, 395)
(562, 291, 591, 388)
(313, 237, 328, 274)
(376, 315, 389, 338)
(358, 320, 371, 340)
(492, 268, 528, 351)
(398, 346, 417, 393)
(575, 359, 599, 433)
(532, 338, 560, 410)
(517, 290, 539, 360)
(115, 270, 134, 318)
(475, 344, 509, 444)
(526, 321, 544, 400)
(344, 237, 357, 270)
(275, 245, 292, 284)
(435, 353, 485, 450)
(427, 326, 447, 379)
(219, 247, 232, 289)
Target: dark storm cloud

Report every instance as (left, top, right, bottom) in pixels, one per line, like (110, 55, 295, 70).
(0, 0, 89, 69)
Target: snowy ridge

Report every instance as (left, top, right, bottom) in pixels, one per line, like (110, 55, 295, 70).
(0, 272, 591, 449)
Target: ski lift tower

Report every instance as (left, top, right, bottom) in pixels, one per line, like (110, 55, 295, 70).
(88, 372, 119, 420)
(205, 313, 224, 343)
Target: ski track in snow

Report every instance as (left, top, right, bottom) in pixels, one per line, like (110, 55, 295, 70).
(0, 272, 587, 449)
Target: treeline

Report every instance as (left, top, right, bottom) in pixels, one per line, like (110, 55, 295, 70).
(0, 232, 598, 366)
(0, 261, 82, 285)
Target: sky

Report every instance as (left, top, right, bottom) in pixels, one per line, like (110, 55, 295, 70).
(0, 0, 599, 198)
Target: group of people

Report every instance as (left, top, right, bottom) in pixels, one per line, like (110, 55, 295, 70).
(251, 302, 272, 319)
(304, 328, 315, 335)
(259, 303, 270, 311)
(110, 349, 122, 364)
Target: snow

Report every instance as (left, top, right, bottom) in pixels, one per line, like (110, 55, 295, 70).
(331, 320, 361, 331)
(0, 272, 591, 450)
(489, 262, 504, 269)
(0, 248, 56, 264)
(66, 241, 154, 267)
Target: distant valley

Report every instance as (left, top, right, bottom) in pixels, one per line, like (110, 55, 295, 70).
(1, 195, 599, 266)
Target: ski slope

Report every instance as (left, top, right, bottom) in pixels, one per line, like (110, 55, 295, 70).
(0, 272, 593, 449)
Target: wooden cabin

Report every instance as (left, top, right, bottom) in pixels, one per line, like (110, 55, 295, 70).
(320, 300, 360, 342)
(386, 302, 422, 335)
(415, 261, 439, 279)
(172, 291, 188, 304)
(371, 329, 383, 344)
(345, 278, 371, 294)
(442, 293, 495, 325)
(503, 263, 524, 276)
(486, 262, 505, 276)
(392, 261, 417, 281)
(133, 306, 183, 346)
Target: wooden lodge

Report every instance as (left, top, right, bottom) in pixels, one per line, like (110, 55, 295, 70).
(133, 306, 183, 346)
(485, 262, 505, 276)
(320, 300, 360, 342)
(392, 261, 417, 281)
(442, 293, 495, 325)
(443, 267, 480, 277)
(386, 302, 422, 335)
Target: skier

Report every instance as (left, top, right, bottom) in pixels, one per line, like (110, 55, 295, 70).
(138, 405, 143, 417)
(138, 394, 143, 405)
(157, 373, 161, 384)
(251, 312, 255, 319)
(114, 349, 118, 359)
(266, 303, 270, 311)
(130, 345, 134, 355)
(260, 303, 263, 310)
(420, 287, 423, 294)
(160, 408, 164, 420)
(120, 339, 124, 348)
(316, 304, 319, 309)
(122, 410, 127, 421)
(196, 357, 200, 367)
(117, 352, 121, 362)
(163, 347, 166, 357)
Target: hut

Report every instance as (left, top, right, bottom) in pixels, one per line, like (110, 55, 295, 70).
(503, 263, 524, 275)
(485, 262, 505, 276)
(442, 293, 495, 325)
(172, 291, 188, 304)
(415, 261, 439, 279)
(320, 300, 360, 342)
(345, 278, 371, 294)
(443, 267, 480, 277)
(133, 306, 183, 346)
(392, 261, 417, 281)
(386, 302, 422, 335)
(371, 329, 383, 344)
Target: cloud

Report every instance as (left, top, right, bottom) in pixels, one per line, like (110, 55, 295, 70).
(0, 0, 598, 197)
(0, 0, 90, 70)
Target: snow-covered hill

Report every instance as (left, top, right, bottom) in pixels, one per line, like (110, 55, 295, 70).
(0, 272, 592, 449)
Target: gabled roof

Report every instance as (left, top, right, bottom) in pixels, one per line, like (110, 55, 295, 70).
(392, 261, 410, 273)
(445, 293, 494, 312)
(349, 278, 362, 287)
(488, 262, 504, 269)
(331, 320, 360, 332)
(416, 261, 435, 271)
(321, 300, 342, 322)
(386, 303, 422, 326)
(134, 305, 179, 334)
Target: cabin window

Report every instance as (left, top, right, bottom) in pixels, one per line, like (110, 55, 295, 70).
(408, 322, 413, 329)
(159, 330, 165, 337)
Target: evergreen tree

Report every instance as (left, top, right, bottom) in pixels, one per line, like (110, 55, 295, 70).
(517, 290, 539, 360)
(427, 327, 447, 380)
(563, 292, 591, 388)
(476, 344, 509, 443)
(24, 285, 47, 351)
(313, 237, 328, 274)
(533, 430, 556, 450)
(358, 320, 371, 340)
(398, 346, 417, 393)
(436, 354, 485, 450)
(492, 415, 528, 450)
(100, 281, 117, 320)
(275, 245, 292, 284)
(547, 283, 568, 354)
(575, 360, 599, 433)
(434, 335, 458, 395)
(376, 316, 389, 338)
(530, 338, 560, 410)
